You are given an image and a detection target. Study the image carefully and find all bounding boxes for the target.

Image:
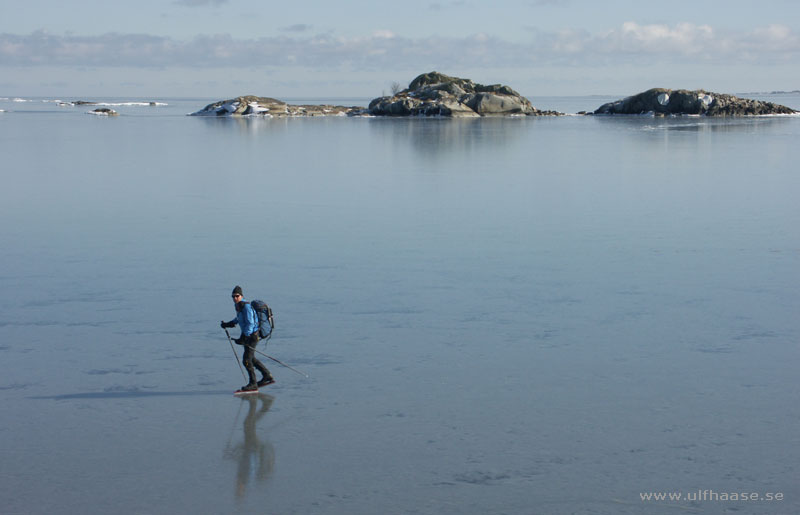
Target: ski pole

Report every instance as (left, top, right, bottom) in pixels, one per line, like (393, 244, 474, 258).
(252, 347, 309, 378)
(224, 328, 248, 382)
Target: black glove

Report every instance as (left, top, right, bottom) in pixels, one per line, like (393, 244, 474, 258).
(220, 320, 235, 329)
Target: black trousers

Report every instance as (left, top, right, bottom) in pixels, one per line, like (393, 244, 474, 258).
(239, 333, 271, 385)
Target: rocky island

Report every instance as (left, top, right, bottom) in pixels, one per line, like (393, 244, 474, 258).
(594, 88, 797, 116)
(189, 78, 797, 118)
(190, 95, 361, 117)
(368, 72, 562, 117)
(190, 72, 562, 118)
(88, 107, 119, 116)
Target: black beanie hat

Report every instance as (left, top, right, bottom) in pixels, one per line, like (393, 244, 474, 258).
(232, 285, 243, 297)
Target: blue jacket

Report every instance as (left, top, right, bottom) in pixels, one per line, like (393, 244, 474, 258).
(233, 301, 259, 336)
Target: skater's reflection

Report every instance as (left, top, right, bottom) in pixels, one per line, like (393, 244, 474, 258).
(224, 393, 275, 498)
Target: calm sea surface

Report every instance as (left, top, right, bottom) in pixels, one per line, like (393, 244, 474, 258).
(1, 95, 799, 515)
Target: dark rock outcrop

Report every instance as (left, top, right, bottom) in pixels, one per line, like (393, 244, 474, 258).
(368, 72, 562, 117)
(89, 107, 118, 116)
(594, 88, 797, 116)
(190, 95, 362, 117)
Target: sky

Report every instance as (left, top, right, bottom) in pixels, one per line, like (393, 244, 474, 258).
(1, 0, 799, 98)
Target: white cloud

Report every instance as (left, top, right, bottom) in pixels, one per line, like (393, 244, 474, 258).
(748, 24, 800, 51)
(541, 22, 800, 65)
(550, 21, 718, 61)
(371, 30, 397, 39)
(1, 23, 798, 70)
(616, 21, 714, 49)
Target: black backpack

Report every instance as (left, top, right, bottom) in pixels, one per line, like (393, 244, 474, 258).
(250, 299, 274, 339)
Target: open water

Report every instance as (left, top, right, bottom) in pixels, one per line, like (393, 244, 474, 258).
(1, 94, 799, 515)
